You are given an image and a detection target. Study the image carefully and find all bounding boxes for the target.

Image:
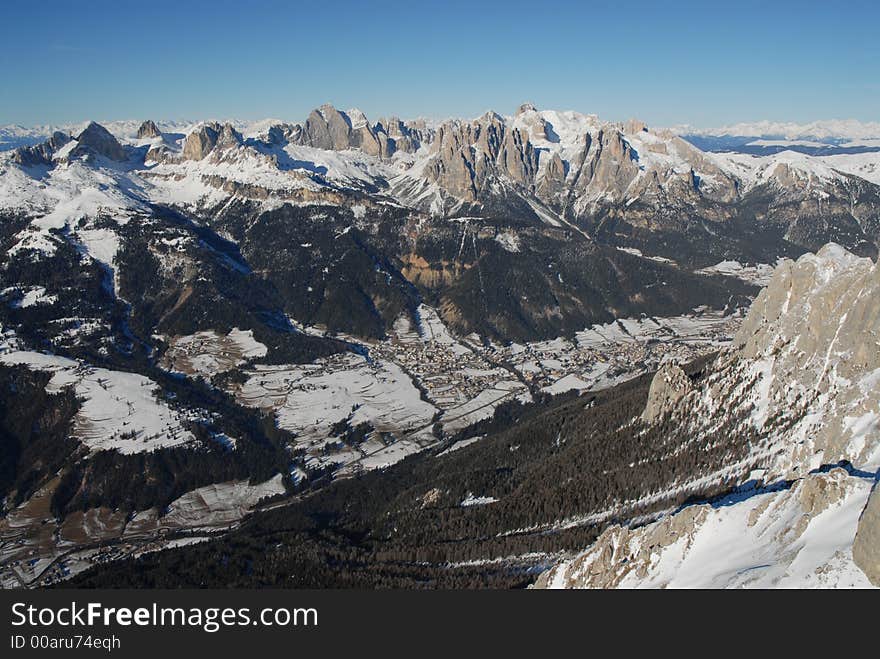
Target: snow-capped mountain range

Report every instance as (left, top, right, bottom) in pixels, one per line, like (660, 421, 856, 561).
(676, 119, 880, 158)
(3, 103, 880, 266)
(676, 118, 880, 142)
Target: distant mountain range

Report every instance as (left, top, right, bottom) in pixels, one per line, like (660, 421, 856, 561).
(6, 114, 879, 155)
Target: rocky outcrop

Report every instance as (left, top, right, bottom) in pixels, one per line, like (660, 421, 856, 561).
(638, 243, 880, 479)
(731, 244, 880, 473)
(854, 485, 880, 586)
(302, 104, 355, 151)
(144, 145, 171, 163)
(216, 123, 243, 149)
(624, 118, 648, 134)
(641, 363, 692, 423)
(183, 124, 218, 160)
(12, 131, 71, 166)
(569, 129, 641, 200)
(417, 112, 539, 202)
(219, 104, 880, 260)
(375, 116, 426, 155)
(137, 120, 162, 139)
(535, 504, 708, 588)
(293, 104, 387, 157)
(535, 151, 567, 200)
(71, 122, 127, 161)
(183, 122, 242, 160)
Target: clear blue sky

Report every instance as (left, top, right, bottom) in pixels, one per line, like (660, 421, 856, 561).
(1, 0, 877, 127)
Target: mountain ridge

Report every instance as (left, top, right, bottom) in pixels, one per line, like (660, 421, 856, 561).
(536, 243, 880, 588)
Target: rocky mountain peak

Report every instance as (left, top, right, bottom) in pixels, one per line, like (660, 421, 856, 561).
(375, 116, 425, 155)
(294, 104, 388, 158)
(11, 131, 72, 166)
(478, 110, 505, 125)
(345, 107, 369, 129)
(182, 121, 241, 160)
(183, 122, 219, 160)
(73, 121, 127, 161)
(217, 123, 243, 148)
(137, 119, 162, 139)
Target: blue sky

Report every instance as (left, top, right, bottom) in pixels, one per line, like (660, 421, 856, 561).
(1, 0, 877, 127)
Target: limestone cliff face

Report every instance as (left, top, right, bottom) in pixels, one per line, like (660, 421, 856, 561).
(137, 120, 162, 139)
(183, 122, 242, 160)
(291, 104, 391, 158)
(150, 104, 878, 259)
(183, 123, 220, 160)
(375, 116, 427, 155)
(71, 122, 128, 162)
(12, 131, 71, 166)
(385, 105, 755, 220)
(641, 363, 692, 423)
(536, 151, 567, 199)
(538, 244, 880, 588)
(648, 243, 880, 480)
(568, 129, 641, 201)
(417, 112, 539, 202)
(19, 121, 127, 164)
(301, 105, 366, 152)
(730, 243, 880, 473)
(854, 485, 880, 586)
(270, 106, 429, 160)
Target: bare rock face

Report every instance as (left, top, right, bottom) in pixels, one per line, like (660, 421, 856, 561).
(733, 244, 880, 472)
(641, 363, 692, 423)
(183, 123, 219, 160)
(534, 504, 709, 588)
(12, 131, 71, 166)
(624, 118, 648, 134)
(569, 129, 641, 200)
(544, 151, 566, 180)
(216, 123, 243, 149)
(286, 104, 417, 159)
(395, 104, 753, 218)
(137, 120, 162, 139)
(296, 105, 365, 153)
(645, 244, 880, 480)
(419, 112, 539, 202)
(73, 122, 127, 161)
(144, 145, 170, 163)
(536, 151, 567, 199)
(303, 104, 352, 151)
(183, 122, 241, 160)
(375, 116, 425, 156)
(854, 485, 880, 586)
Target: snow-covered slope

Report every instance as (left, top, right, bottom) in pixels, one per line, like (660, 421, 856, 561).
(538, 467, 875, 588)
(0, 350, 196, 454)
